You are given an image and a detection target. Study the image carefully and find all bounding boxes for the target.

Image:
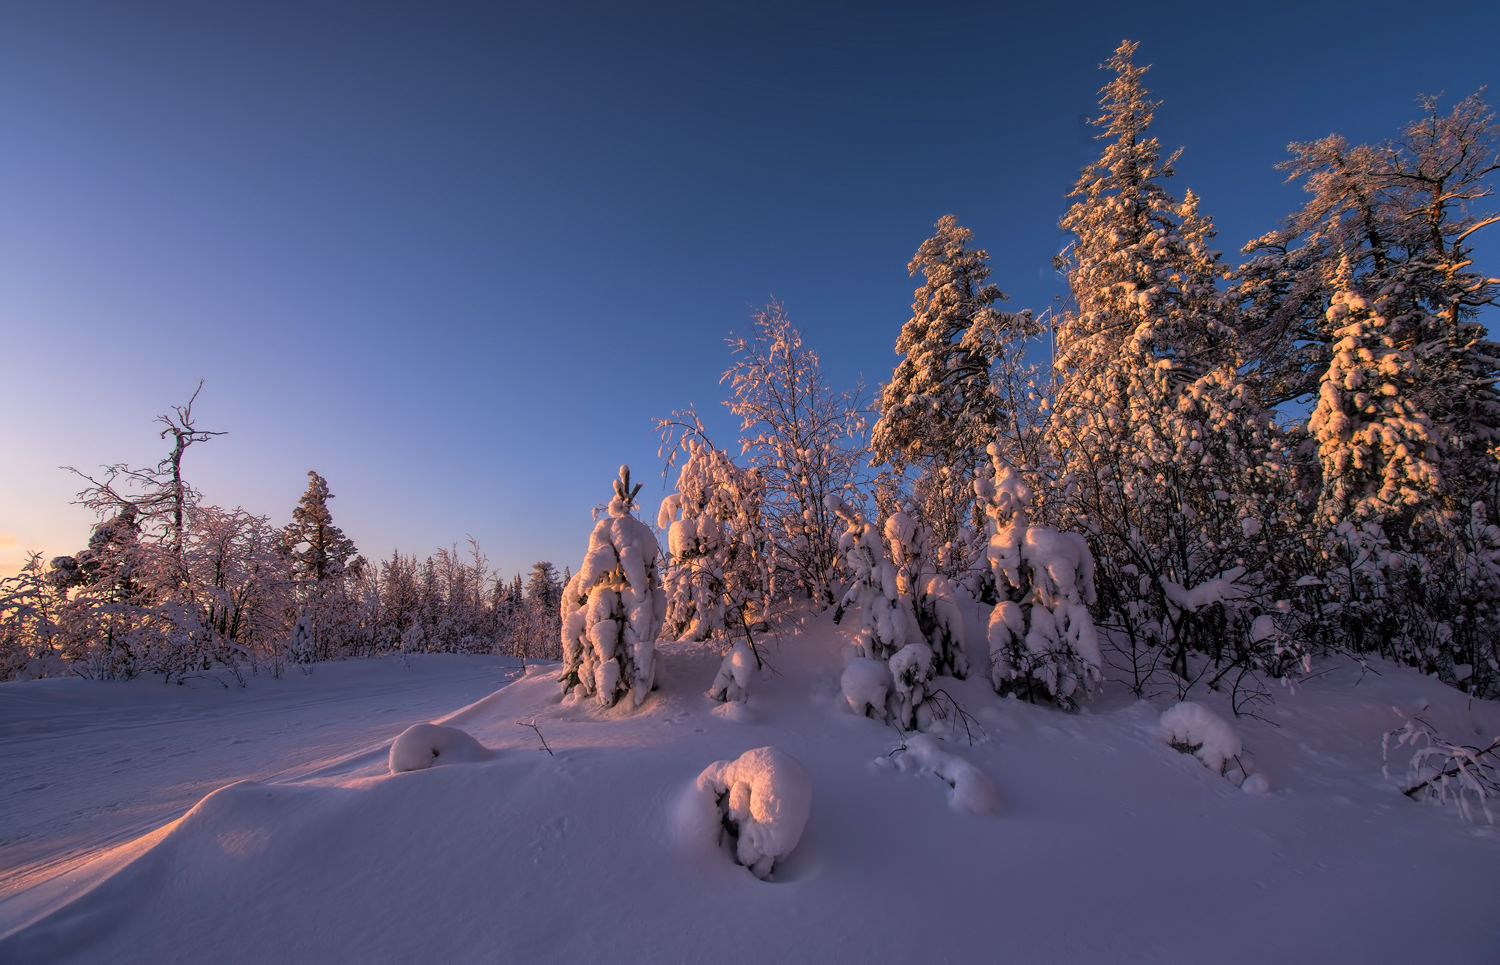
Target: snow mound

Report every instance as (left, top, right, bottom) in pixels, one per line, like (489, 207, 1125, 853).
(388, 723, 493, 774)
(1160, 702, 1242, 775)
(841, 656, 890, 720)
(694, 746, 811, 879)
(895, 734, 999, 813)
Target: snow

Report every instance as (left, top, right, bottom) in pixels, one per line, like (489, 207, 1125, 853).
(2, 618, 1499, 963)
(388, 723, 493, 773)
(891, 734, 999, 814)
(693, 745, 812, 879)
(840, 656, 890, 720)
(1160, 700, 1244, 775)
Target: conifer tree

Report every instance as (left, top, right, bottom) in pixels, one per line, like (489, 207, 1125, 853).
(873, 216, 1039, 548)
(283, 472, 359, 585)
(1050, 41, 1293, 688)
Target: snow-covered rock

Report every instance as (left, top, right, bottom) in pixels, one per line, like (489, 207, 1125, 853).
(388, 723, 493, 774)
(694, 746, 812, 879)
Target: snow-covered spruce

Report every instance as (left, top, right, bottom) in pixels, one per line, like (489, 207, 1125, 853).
(976, 446, 1101, 707)
(825, 494, 918, 661)
(694, 746, 812, 879)
(559, 466, 666, 709)
(890, 734, 999, 813)
(1159, 701, 1243, 777)
(389, 723, 493, 773)
(885, 506, 969, 679)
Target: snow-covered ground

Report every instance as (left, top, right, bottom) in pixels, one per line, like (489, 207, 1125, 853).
(2, 617, 1497, 964)
(0, 656, 520, 899)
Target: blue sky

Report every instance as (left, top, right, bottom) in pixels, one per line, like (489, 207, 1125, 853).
(2, 0, 1496, 579)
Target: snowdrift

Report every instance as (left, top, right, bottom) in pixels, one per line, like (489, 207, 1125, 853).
(2, 613, 1498, 964)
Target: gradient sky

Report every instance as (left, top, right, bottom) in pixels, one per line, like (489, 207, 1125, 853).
(2, 0, 1496, 579)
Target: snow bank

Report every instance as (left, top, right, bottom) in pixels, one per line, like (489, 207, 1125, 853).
(388, 723, 493, 774)
(894, 734, 998, 813)
(694, 746, 811, 879)
(1160, 702, 1242, 775)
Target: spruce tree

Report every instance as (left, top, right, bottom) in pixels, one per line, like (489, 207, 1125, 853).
(283, 471, 359, 585)
(873, 216, 1039, 550)
(1050, 41, 1293, 687)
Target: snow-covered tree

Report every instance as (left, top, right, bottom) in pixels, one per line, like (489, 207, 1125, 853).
(873, 216, 1041, 550)
(721, 303, 866, 605)
(657, 438, 768, 643)
(976, 446, 1102, 707)
(656, 437, 770, 703)
(283, 472, 360, 586)
(883, 504, 969, 678)
(1049, 41, 1296, 694)
(559, 466, 666, 708)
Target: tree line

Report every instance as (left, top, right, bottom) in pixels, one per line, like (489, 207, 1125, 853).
(1, 384, 566, 681)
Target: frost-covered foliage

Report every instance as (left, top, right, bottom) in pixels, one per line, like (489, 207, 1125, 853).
(975, 446, 1101, 708)
(560, 467, 666, 709)
(873, 216, 1041, 548)
(1160, 701, 1243, 776)
(388, 723, 493, 773)
(720, 304, 867, 605)
(1047, 41, 1308, 700)
(1384, 707, 1500, 823)
(657, 439, 767, 643)
(694, 746, 812, 879)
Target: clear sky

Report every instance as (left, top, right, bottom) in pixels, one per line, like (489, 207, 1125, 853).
(2, 0, 1496, 580)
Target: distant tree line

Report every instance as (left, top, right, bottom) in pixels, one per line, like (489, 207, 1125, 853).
(1, 385, 564, 681)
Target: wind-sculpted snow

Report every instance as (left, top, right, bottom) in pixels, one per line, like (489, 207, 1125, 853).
(3, 626, 1498, 964)
(693, 746, 811, 880)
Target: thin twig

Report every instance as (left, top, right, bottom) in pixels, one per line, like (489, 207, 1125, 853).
(517, 718, 554, 756)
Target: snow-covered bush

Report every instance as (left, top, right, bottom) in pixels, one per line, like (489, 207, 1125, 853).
(826, 494, 917, 661)
(694, 746, 812, 879)
(1160, 701, 1243, 777)
(889, 734, 999, 813)
(559, 466, 666, 709)
(841, 656, 891, 721)
(1384, 707, 1500, 823)
(885, 506, 969, 679)
(389, 723, 493, 773)
(888, 642, 935, 731)
(976, 447, 1102, 708)
(706, 640, 758, 703)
